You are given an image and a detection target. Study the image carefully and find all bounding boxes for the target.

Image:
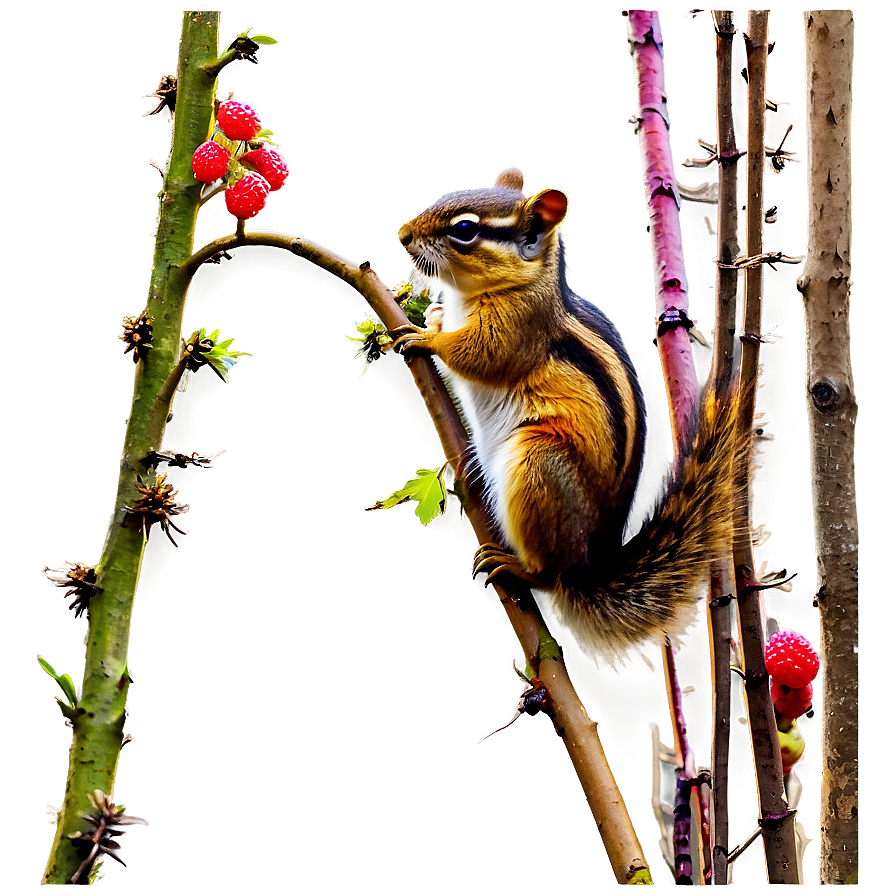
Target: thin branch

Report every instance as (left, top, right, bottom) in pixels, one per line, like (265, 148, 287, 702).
(727, 825, 762, 865)
(183, 227, 653, 883)
(731, 11, 800, 883)
(149, 354, 190, 449)
(799, 9, 858, 884)
(628, 12, 709, 883)
(708, 9, 739, 884)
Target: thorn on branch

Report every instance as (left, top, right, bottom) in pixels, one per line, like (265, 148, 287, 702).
(68, 790, 148, 884)
(125, 473, 189, 546)
(735, 562, 797, 594)
(228, 35, 260, 63)
(720, 251, 804, 271)
(44, 563, 100, 618)
(479, 663, 549, 743)
(740, 330, 778, 347)
(768, 125, 797, 171)
(726, 825, 762, 865)
(120, 313, 154, 364)
(202, 248, 233, 264)
(140, 449, 222, 470)
(144, 75, 176, 118)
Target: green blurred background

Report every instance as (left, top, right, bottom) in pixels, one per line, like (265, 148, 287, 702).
(0, 0, 894, 894)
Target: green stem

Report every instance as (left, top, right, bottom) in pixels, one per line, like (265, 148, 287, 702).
(42, 12, 220, 884)
(203, 48, 238, 78)
(149, 354, 190, 449)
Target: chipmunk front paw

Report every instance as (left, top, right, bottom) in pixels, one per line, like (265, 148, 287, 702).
(388, 324, 430, 355)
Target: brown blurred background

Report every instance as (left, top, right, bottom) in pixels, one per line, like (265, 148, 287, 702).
(0, 0, 894, 894)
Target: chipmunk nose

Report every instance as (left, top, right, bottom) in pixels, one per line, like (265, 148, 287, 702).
(398, 224, 413, 246)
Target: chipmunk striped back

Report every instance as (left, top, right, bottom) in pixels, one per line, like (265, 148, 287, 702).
(396, 170, 739, 661)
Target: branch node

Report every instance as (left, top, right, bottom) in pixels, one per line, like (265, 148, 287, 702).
(759, 809, 798, 832)
(656, 307, 694, 337)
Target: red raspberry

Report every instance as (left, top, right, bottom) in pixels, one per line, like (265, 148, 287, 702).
(239, 147, 289, 191)
(224, 172, 270, 219)
(771, 679, 813, 719)
(191, 140, 231, 183)
(764, 630, 820, 688)
(217, 101, 262, 141)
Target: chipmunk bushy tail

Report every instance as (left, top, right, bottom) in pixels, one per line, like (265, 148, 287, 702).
(552, 389, 744, 661)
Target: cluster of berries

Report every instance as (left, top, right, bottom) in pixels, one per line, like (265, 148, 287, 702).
(191, 100, 289, 219)
(764, 629, 819, 775)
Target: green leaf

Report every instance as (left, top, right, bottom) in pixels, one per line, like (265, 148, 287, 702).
(38, 655, 78, 707)
(37, 655, 58, 678)
(367, 465, 448, 526)
(392, 280, 433, 327)
(254, 128, 275, 139)
(253, 34, 278, 44)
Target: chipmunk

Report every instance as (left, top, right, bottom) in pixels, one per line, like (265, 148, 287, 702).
(393, 169, 740, 660)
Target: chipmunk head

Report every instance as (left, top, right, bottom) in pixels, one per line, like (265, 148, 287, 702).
(398, 169, 568, 298)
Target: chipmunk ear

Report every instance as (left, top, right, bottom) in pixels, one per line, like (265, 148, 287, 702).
(495, 168, 524, 192)
(519, 188, 568, 259)
(527, 189, 568, 228)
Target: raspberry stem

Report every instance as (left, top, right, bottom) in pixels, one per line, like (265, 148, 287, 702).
(42, 13, 222, 884)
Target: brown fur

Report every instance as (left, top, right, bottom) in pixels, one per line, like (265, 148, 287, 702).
(397, 171, 744, 661)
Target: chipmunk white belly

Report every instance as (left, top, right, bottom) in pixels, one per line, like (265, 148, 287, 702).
(435, 284, 527, 536)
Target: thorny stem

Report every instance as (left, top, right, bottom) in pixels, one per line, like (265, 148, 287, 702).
(708, 8, 740, 885)
(42, 12, 221, 884)
(182, 228, 653, 884)
(731, 10, 801, 884)
(628, 10, 709, 882)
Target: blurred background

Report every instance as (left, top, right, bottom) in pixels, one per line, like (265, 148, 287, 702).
(5, 5, 881, 891)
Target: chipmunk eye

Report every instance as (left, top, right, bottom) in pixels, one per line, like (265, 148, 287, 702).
(447, 220, 479, 242)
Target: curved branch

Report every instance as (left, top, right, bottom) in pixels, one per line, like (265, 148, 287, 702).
(181, 225, 653, 884)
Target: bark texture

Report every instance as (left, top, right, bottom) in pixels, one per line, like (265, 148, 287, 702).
(731, 12, 801, 883)
(799, 10, 858, 885)
(708, 11, 740, 883)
